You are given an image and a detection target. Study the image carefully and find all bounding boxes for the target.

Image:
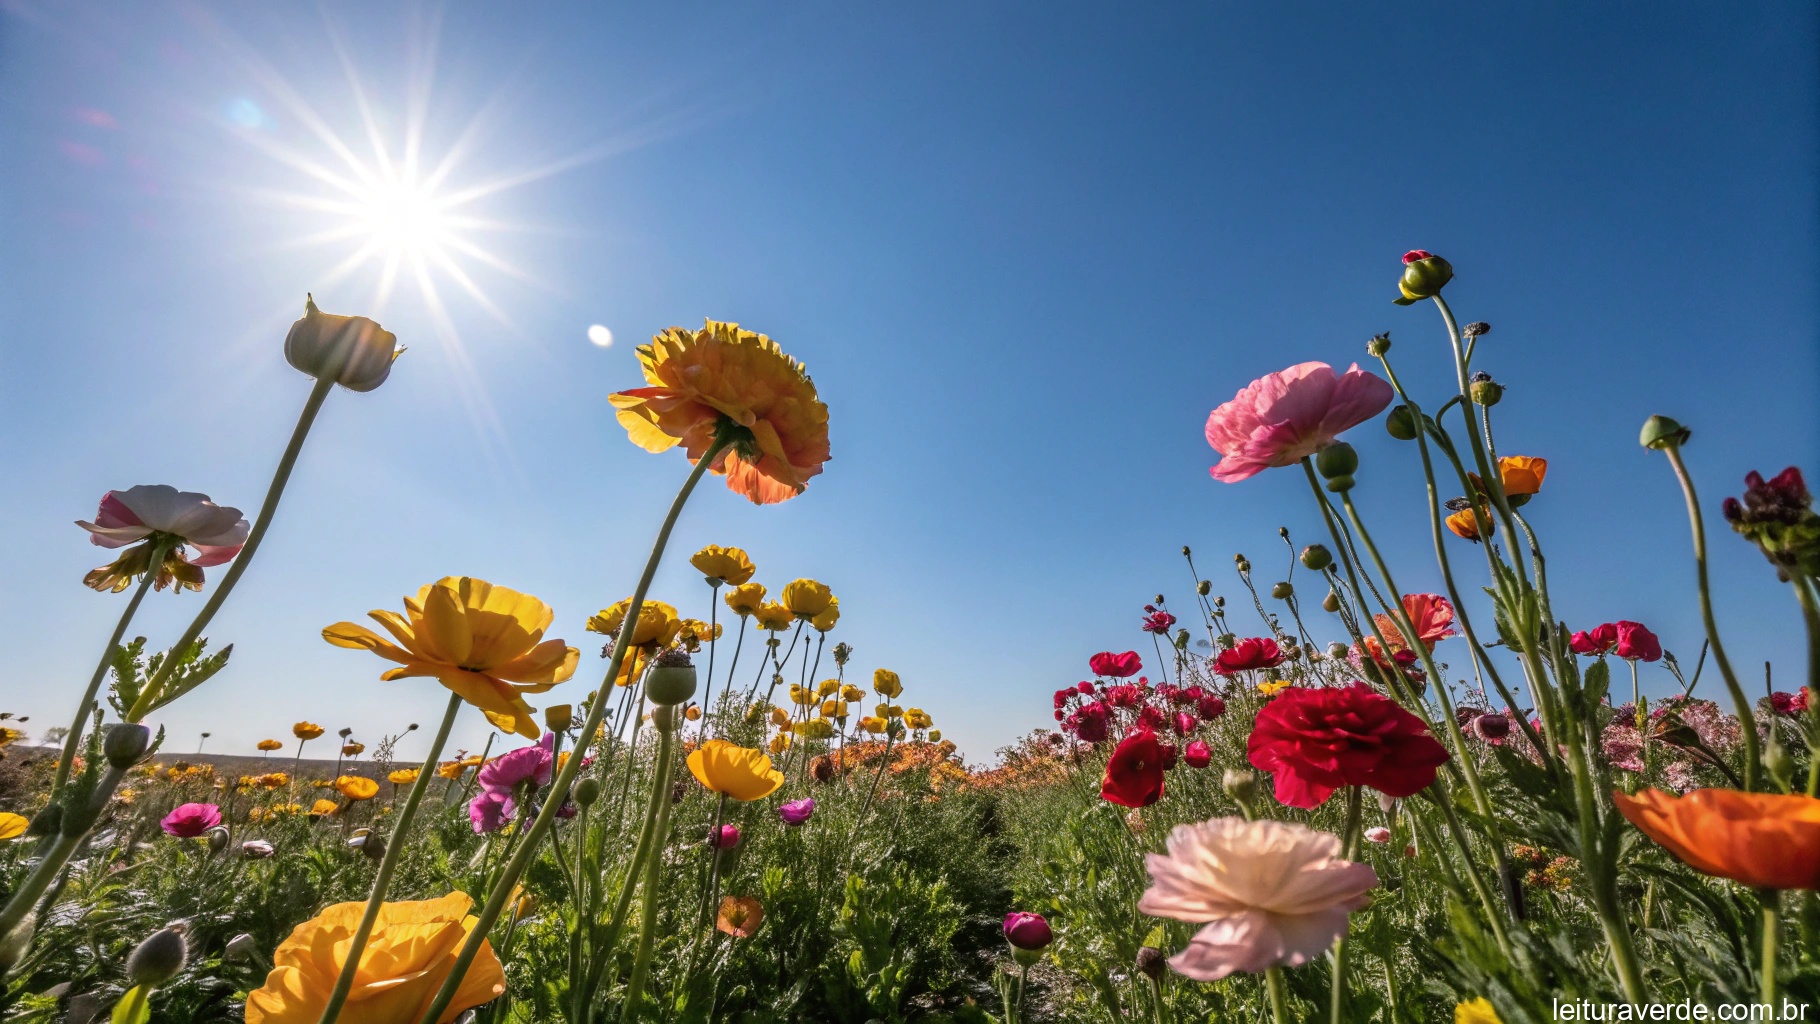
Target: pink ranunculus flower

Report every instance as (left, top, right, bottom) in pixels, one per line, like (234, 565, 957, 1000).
(161, 802, 223, 838)
(1205, 362, 1395, 483)
(1139, 817, 1378, 980)
(1089, 651, 1144, 678)
(778, 798, 815, 826)
(468, 789, 511, 834)
(1363, 827, 1392, 845)
(76, 485, 250, 593)
(477, 732, 556, 794)
(1183, 739, 1213, 768)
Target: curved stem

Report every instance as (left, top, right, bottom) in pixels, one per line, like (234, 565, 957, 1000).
(52, 543, 169, 796)
(1661, 445, 1760, 790)
(619, 718, 678, 1020)
(316, 692, 463, 1024)
(126, 378, 335, 721)
(411, 431, 731, 1024)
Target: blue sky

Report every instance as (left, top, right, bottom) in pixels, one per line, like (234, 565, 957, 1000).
(1, 2, 1814, 765)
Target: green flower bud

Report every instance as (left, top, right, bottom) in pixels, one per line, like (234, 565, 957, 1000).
(1640, 415, 1691, 451)
(1299, 544, 1332, 571)
(1469, 373, 1503, 406)
(573, 777, 602, 807)
(1316, 442, 1358, 492)
(1393, 251, 1453, 305)
(1385, 405, 1419, 441)
(1196, 580, 1211, 596)
(644, 662, 698, 707)
(126, 923, 189, 987)
(1270, 581, 1294, 600)
(1367, 333, 1391, 357)
(104, 723, 152, 770)
(1322, 591, 1341, 613)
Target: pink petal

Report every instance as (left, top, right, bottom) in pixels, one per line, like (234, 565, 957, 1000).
(1316, 364, 1396, 438)
(188, 542, 245, 568)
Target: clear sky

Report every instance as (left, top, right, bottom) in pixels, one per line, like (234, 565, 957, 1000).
(1, 2, 1815, 766)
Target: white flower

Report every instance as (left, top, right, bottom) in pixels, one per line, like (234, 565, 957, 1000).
(1138, 817, 1377, 980)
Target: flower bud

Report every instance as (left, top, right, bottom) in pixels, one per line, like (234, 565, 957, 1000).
(652, 704, 685, 734)
(1315, 443, 1358, 492)
(1213, 596, 1225, 609)
(206, 826, 230, 854)
(543, 705, 574, 732)
(1366, 333, 1391, 357)
(1222, 769, 1258, 804)
(573, 776, 601, 807)
(708, 824, 741, 849)
(1326, 641, 1349, 659)
(224, 933, 257, 962)
(1003, 911, 1053, 952)
(1196, 580, 1211, 596)
(1469, 372, 1503, 406)
(1385, 405, 1419, 441)
(1136, 946, 1167, 981)
(1299, 544, 1332, 571)
(1270, 581, 1293, 600)
(241, 839, 274, 858)
(1234, 554, 1250, 573)
(645, 660, 698, 707)
(284, 295, 400, 392)
(104, 723, 152, 769)
(1393, 250, 1453, 305)
(1181, 545, 1192, 556)
(126, 923, 189, 986)
(1639, 415, 1691, 451)
(1322, 590, 1341, 613)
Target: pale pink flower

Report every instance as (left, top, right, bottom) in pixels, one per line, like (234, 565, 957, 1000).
(1364, 826, 1392, 845)
(1138, 817, 1377, 980)
(1205, 362, 1395, 483)
(77, 484, 249, 562)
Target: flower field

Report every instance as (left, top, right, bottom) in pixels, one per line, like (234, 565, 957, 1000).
(3, 253, 1819, 1024)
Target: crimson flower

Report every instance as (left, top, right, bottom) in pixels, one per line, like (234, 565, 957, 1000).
(1102, 729, 1167, 807)
(1196, 696, 1227, 721)
(1183, 740, 1213, 769)
(1570, 623, 1619, 656)
(1074, 702, 1111, 743)
(1214, 637, 1285, 676)
(1246, 683, 1449, 808)
(1090, 651, 1144, 678)
(1613, 621, 1662, 662)
(1142, 609, 1178, 635)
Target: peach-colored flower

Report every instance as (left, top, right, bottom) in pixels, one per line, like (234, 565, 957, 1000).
(1138, 817, 1377, 979)
(1205, 362, 1394, 483)
(610, 320, 831, 505)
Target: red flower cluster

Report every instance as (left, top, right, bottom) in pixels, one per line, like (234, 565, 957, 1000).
(1054, 672, 1226, 747)
(1569, 620, 1662, 662)
(1247, 683, 1450, 808)
(1213, 637, 1285, 676)
(1769, 689, 1811, 717)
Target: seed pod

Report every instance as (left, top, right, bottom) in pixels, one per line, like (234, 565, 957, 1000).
(1639, 415, 1691, 451)
(126, 923, 189, 986)
(646, 649, 698, 706)
(573, 777, 601, 807)
(1299, 545, 1332, 571)
(1316, 443, 1358, 492)
(1322, 591, 1341, 614)
(1270, 582, 1294, 600)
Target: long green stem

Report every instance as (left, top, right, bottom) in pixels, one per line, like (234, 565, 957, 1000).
(0, 833, 80, 940)
(51, 542, 169, 796)
(1661, 445, 1760, 791)
(126, 377, 335, 721)
(1265, 967, 1290, 1024)
(411, 431, 731, 1024)
(1761, 890, 1780, 1007)
(316, 692, 463, 1024)
(620, 715, 679, 1020)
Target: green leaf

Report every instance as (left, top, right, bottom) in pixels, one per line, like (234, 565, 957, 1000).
(111, 985, 151, 1024)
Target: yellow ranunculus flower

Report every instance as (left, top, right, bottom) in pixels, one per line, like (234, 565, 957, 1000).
(335, 775, 380, 801)
(819, 700, 848, 719)
(309, 799, 339, 817)
(840, 683, 863, 702)
(293, 722, 324, 741)
(858, 716, 887, 735)
(1454, 998, 1502, 1024)
(0, 812, 28, 841)
(388, 768, 420, 785)
(587, 598, 682, 649)
(724, 582, 767, 617)
(811, 597, 840, 633)
(816, 678, 840, 698)
(768, 733, 792, 754)
(685, 705, 702, 721)
(789, 684, 816, 707)
(877, 703, 904, 720)
(678, 619, 723, 646)
(904, 708, 933, 730)
(781, 579, 833, 620)
(754, 603, 795, 632)
(245, 892, 505, 1024)
(1258, 680, 1291, 696)
(437, 760, 465, 780)
(691, 545, 756, 586)
(257, 738, 283, 752)
(341, 742, 366, 757)
(687, 739, 785, 802)
(873, 668, 903, 699)
(324, 577, 580, 740)
(259, 773, 289, 789)
(794, 719, 833, 739)
(769, 707, 791, 728)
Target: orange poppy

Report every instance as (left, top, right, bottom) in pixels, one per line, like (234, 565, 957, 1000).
(716, 895, 765, 937)
(1612, 787, 1820, 890)
(1446, 505, 1492, 542)
(1499, 455, 1547, 497)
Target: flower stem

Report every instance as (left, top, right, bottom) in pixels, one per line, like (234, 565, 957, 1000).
(315, 692, 463, 1024)
(126, 377, 335, 721)
(1761, 889, 1781, 1007)
(410, 431, 732, 1024)
(619, 715, 679, 1020)
(51, 541, 170, 797)
(1265, 966, 1290, 1024)
(1660, 444, 1760, 791)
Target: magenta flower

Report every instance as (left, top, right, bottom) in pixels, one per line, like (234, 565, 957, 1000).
(1002, 912, 1053, 951)
(1612, 621, 1662, 662)
(778, 798, 815, 826)
(478, 732, 555, 793)
(1364, 827, 1392, 845)
(1141, 608, 1177, 635)
(161, 802, 222, 838)
(1089, 651, 1144, 678)
(469, 789, 511, 834)
(1570, 623, 1618, 656)
(709, 824, 741, 849)
(1183, 739, 1213, 768)
(1205, 362, 1395, 483)
(76, 485, 250, 593)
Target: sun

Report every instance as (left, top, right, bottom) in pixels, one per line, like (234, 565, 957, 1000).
(356, 175, 453, 260)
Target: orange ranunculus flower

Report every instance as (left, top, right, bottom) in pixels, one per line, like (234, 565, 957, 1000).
(257, 738, 283, 752)
(724, 583, 767, 617)
(688, 739, 785, 801)
(1499, 456, 1547, 498)
(678, 619, 723, 647)
(754, 603, 794, 632)
(716, 895, 764, 938)
(324, 577, 579, 740)
(244, 892, 506, 1024)
(388, 768, 420, 785)
(609, 320, 831, 505)
(437, 760, 465, 780)
(1445, 504, 1492, 542)
(341, 742, 366, 757)
(691, 545, 756, 586)
(293, 722, 324, 741)
(335, 775, 379, 801)
(1613, 787, 1820, 890)
(587, 598, 682, 649)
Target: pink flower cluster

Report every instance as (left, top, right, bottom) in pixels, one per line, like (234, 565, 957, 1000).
(1569, 620, 1662, 661)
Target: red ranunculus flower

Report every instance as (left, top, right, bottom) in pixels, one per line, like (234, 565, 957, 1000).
(1074, 702, 1111, 743)
(1183, 739, 1213, 768)
(1613, 621, 1662, 662)
(1213, 637, 1285, 676)
(1246, 683, 1449, 808)
(1196, 695, 1227, 721)
(1141, 609, 1178, 635)
(1570, 623, 1619, 656)
(1090, 651, 1144, 678)
(1101, 729, 1167, 807)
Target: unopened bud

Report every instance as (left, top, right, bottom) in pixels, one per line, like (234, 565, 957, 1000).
(1327, 641, 1349, 659)
(1135, 946, 1167, 981)
(1316, 443, 1358, 492)
(1270, 582, 1294, 600)
(1196, 580, 1211, 596)
(1385, 405, 1419, 441)
(206, 826, 230, 854)
(1322, 591, 1341, 613)
(126, 923, 189, 986)
(1181, 545, 1192, 556)
(1222, 769, 1258, 804)
(1393, 250, 1453, 305)
(104, 723, 152, 769)
(1366, 333, 1391, 357)
(1639, 415, 1691, 451)
(1299, 544, 1332, 571)
(1469, 372, 1503, 406)
(543, 704, 574, 732)
(573, 777, 601, 807)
